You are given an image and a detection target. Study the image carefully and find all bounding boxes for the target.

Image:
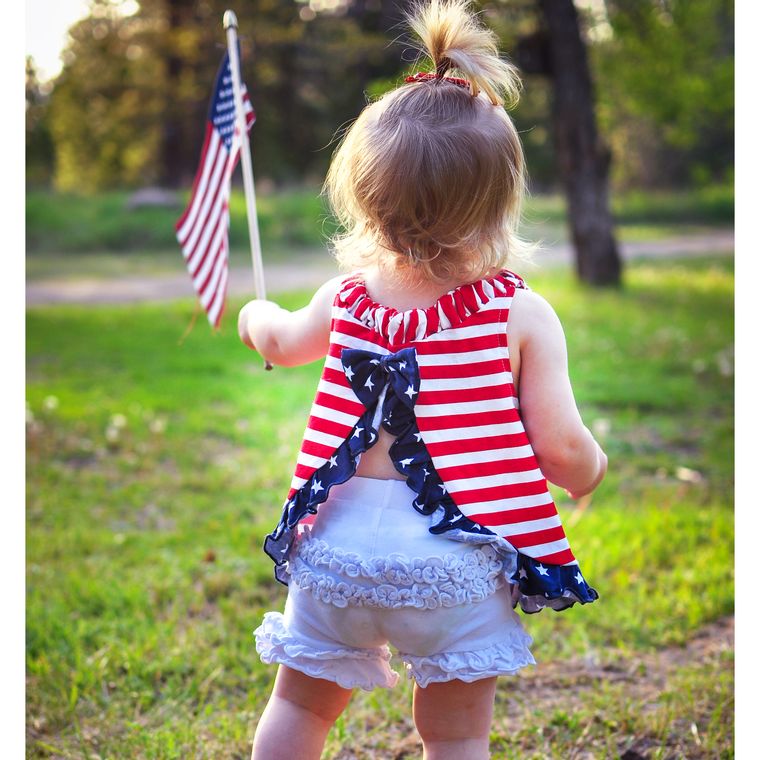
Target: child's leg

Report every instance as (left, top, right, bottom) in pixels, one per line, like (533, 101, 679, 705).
(251, 665, 353, 760)
(412, 677, 498, 760)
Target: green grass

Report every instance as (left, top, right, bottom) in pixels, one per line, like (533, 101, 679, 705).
(25, 186, 337, 258)
(26, 184, 733, 258)
(525, 184, 733, 228)
(26, 258, 733, 758)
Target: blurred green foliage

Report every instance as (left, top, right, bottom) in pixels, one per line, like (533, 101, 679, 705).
(593, 0, 734, 187)
(25, 59, 55, 187)
(25, 0, 733, 194)
(30, 0, 411, 193)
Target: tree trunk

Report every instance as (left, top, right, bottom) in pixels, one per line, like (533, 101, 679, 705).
(161, 0, 195, 187)
(538, 0, 621, 286)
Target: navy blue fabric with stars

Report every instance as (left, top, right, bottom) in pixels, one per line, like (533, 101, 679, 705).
(208, 49, 243, 151)
(263, 346, 598, 612)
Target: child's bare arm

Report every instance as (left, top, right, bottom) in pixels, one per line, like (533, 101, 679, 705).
(237, 275, 345, 367)
(509, 290, 607, 499)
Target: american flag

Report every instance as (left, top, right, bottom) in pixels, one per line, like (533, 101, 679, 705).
(175, 49, 255, 327)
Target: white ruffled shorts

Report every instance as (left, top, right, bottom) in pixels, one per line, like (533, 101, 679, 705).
(254, 476, 536, 690)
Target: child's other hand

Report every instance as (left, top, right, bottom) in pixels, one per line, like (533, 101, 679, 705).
(238, 299, 280, 351)
(565, 446, 608, 500)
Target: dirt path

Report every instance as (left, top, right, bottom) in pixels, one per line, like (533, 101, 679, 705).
(26, 230, 733, 306)
(341, 615, 734, 760)
(497, 615, 735, 758)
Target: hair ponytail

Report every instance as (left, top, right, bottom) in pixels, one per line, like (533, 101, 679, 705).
(324, 0, 529, 284)
(407, 0, 521, 107)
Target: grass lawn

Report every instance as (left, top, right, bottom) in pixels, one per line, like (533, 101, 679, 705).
(26, 258, 734, 759)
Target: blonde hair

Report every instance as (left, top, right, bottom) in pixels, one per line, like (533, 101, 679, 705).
(323, 0, 528, 284)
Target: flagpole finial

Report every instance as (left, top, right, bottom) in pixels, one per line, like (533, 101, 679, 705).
(223, 10, 238, 29)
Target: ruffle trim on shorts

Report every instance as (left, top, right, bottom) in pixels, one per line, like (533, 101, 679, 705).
(399, 629, 537, 689)
(287, 536, 507, 609)
(253, 612, 399, 691)
(263, 403, 379, 585)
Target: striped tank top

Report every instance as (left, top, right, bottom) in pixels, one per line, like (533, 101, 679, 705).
(263, 269, 598, 614)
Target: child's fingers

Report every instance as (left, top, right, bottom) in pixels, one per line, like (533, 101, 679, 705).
(238, 299, 281, 351)
(237, 304, 257, 350)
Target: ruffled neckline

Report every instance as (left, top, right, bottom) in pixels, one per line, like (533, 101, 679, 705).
(336, 269, 527, 346)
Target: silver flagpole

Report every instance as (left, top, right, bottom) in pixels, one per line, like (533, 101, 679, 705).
(223, 10, 272, 370)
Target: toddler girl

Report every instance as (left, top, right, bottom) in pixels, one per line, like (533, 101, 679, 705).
(238, 1, 607, 758)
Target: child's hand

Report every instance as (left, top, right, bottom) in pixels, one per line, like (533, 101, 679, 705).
(565, 445, 608, 500)
(236, 277, 342, 367)
(238, 299, 281, 352)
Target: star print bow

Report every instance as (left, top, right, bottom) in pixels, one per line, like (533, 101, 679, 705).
(340, 347, 420, 410)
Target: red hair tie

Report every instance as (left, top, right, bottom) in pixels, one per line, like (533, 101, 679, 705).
(404, 72, 471, 90)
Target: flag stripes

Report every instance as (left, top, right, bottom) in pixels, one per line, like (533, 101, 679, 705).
(175, 50, 255, 327)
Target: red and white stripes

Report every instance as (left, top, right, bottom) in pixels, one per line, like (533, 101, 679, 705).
(175, 78, 255, 328)
(286, 271, 577, 566)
